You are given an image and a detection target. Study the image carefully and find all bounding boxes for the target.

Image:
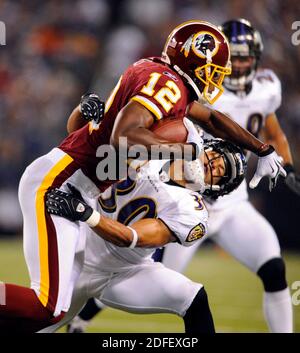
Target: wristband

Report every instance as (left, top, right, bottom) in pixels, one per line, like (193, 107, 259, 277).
(86, 209, 101, 227)
(257, 144, 274, 157)
(127, 226, 139, 249)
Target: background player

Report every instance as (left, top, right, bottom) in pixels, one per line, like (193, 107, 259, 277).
(158, 19, 300, 333)
(39, 137, 246, 334)
(0, 20, 285, 333)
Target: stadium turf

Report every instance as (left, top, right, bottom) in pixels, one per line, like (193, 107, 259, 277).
(0, 237, 299, 333)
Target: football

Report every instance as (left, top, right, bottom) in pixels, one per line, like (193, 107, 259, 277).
(150, 117, 188, 143)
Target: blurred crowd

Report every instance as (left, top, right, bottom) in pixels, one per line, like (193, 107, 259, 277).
(0, 0, 299, 246)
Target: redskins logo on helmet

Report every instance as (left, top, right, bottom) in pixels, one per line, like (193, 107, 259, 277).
(181, 32, 220, 59)
(193, 32, 219, 58)
(162, 20, 231, 104)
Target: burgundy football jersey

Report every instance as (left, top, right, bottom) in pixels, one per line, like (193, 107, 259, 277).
(59, 57, 193, 191)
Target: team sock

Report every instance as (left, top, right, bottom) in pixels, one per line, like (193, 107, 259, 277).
(263, 287, 293, 332)
(183, 287, 215, 333)
(79, 298, 103, 321)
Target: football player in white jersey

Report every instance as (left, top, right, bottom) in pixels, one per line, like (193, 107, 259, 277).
(159, 19, 300, 333)
(39, 137, 247, 333)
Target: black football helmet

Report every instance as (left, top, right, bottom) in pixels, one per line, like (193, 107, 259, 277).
(220, 18, 263, 92)
(203, 139, 247, 199)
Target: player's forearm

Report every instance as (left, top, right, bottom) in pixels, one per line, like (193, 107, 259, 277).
(92, 216, 135, 247)
(121, 127, 195, 160)
(111, 101, 197, 160)
(92, 217, 172, 248)
(67, 105, 87, 134)
(188, 101, 270, 155)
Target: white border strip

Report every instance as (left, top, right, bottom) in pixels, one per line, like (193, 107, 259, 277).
(0, 282, 6, 305)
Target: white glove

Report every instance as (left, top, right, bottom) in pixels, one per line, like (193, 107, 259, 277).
(184, 159, 206, 192)
(183, 117, 204, 159)
(249, 150, 287, 191)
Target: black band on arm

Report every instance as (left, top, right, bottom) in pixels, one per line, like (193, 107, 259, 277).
(257, 144, 274, 157)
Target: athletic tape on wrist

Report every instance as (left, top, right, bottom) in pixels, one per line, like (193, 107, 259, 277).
(86, 209, 101, 228)
(127, 226, 139, 249)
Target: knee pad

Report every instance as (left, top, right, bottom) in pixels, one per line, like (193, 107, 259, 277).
(257, 257, 287, 292)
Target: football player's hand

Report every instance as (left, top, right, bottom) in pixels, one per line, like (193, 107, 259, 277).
(284, 164, 300, 196)
(80, 93, 105, 124)
(46, 184, 93, 222)
(249, 146, 287, 191)
(183, 117, 204, 160)
(184, 159, 206, 192)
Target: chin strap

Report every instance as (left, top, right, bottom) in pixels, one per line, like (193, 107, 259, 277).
(173, 65, 207, 104)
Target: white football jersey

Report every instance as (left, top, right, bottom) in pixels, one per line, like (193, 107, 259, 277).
(205, 68, 282, 209)
(84, 163, 209, 272)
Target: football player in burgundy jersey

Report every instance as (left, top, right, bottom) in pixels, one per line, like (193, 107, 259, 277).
(0, 20, 285, 333)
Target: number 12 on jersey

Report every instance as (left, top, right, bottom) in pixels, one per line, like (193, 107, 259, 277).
(141, 72, 181, 113)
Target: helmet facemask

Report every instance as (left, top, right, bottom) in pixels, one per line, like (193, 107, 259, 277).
(203, 147, 226, 195)
(202, 139, 247, 199)
(194, 59, 232, 104)
(221, 19, 263, 93)
(224, 47, 257, 92)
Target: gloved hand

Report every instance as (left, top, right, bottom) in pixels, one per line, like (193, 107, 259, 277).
(249, 146, 287, 191)
(183, 117, 204, 160)
(284, 164, 300, 196)
(46, 184, 93, 222)
(183, 158, 206, 192)
(79, 93, 105, 124)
